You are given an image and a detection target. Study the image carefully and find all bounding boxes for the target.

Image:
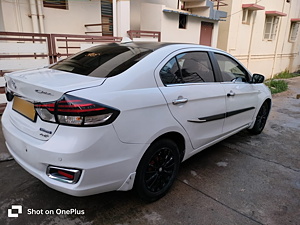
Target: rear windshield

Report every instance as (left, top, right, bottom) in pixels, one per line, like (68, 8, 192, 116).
(50, 44, 153, 77)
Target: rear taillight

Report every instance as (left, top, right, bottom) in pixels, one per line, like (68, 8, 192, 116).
(34, 94, 120, 126)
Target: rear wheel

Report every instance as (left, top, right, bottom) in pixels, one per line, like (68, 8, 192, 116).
(135, 139, 180, 202)
(249, 102, 270, 135)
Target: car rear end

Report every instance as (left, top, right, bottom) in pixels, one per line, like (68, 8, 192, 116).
(1, 43, 157, 196)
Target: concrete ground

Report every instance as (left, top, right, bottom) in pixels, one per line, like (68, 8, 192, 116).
(0, 77, 299, 225)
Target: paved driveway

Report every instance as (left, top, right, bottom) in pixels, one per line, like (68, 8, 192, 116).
(0, 77, 299, 225)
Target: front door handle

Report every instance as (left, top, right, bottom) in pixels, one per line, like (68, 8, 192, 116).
(227, 91, 235, 97)
(172, 97, 188, 105)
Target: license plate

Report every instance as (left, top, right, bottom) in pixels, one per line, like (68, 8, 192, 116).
(12, 96, 36, 122)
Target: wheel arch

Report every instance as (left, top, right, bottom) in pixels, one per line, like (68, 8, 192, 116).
(259, 98, 272, 117)
(249, 98, 272, 129)
(264, 98, 272, 110)
(148, 131, 186, 162)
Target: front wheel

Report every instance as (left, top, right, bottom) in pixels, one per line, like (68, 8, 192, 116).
(248, 102, 270, 135)
(135, 139, 180, 202)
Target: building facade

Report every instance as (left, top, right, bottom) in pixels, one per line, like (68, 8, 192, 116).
(0, 0, 227, 47)
(128, 0, 226, 46)
(217, 0, 300, 78)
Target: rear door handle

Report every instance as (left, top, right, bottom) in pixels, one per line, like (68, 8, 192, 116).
(227, 91, 235, 97)
(172, 97, 188, 105)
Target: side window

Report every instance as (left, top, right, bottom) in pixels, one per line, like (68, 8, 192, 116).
(177, 52, 215, 83)
(214, 53, 249, 82)
(160, 51, 215, 85)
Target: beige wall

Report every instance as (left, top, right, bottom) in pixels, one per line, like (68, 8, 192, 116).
(216, 0, 231, 51)
(43, 0, 101, 34)
(161, 11, 200, 43)
(140, 3, 162, 32)
(218, 0, 300, 78)
(130, 0, 141, 30)
(1, 0, 32, 32)
(1, 0, 223, 49)
(1, 0, 101, 34)
(130, 0, 178, 31)
(0, 2, 3, 30)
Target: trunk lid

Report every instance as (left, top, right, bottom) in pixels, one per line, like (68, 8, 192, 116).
(6, 68, 105, 102)
(5, 68, 105, 141)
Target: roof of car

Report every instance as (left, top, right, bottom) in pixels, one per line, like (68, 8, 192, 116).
(102, 41, 215, 52)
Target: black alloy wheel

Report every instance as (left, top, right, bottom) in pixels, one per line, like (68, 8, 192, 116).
(135, 139, 180, 202)
(249, 102, 270, 135)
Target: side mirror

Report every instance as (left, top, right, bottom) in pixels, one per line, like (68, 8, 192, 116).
(251, 73, 265, 84)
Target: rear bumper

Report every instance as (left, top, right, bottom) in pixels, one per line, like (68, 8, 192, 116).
(1, 108, 148, 196)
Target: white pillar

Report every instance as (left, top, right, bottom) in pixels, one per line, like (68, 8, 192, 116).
(14, 0, 24, 32)
(116, 0, 130, 37)
(113, 0, 117, 36)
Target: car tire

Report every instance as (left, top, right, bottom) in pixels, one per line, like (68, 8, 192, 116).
(135, 139, 180, 202)
(248, 102, 270, 135)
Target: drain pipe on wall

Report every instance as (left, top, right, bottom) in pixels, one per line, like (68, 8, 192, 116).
(29, 0, 45, 33)
(29, 0, 39, 33)
(37, 0, 45, 33)
(246, 10, 257, 69)
(271, 1, 286, 77)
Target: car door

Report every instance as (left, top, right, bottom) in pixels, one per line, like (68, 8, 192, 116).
(156, 50, 226, 150)
(213, 52, 259, 134)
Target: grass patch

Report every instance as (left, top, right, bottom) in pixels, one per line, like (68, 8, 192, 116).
(273, 70, 300, 79)
(264, 70, 300, 94)
(265, 79, 288, 94)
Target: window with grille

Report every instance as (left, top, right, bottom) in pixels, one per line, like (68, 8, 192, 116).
(289, 22, 299, 42)
(242, 9, 253, 25)
(43, 0, 68, 10)
(264, 16, 279, 40)
(101, 0, 113, 36)
(179, 14, 187, 29)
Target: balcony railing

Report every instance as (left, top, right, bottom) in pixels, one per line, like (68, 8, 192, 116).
(127, 30, 161, 42)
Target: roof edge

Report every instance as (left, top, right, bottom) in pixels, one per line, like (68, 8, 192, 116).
(242, 4, 265, 11)
(265, 11, 287, 17)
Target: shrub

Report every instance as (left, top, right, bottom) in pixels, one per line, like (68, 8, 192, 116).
(265, 80, 288, 94)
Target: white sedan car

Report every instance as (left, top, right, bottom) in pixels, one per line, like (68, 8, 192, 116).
(2, 42, 271, 202)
